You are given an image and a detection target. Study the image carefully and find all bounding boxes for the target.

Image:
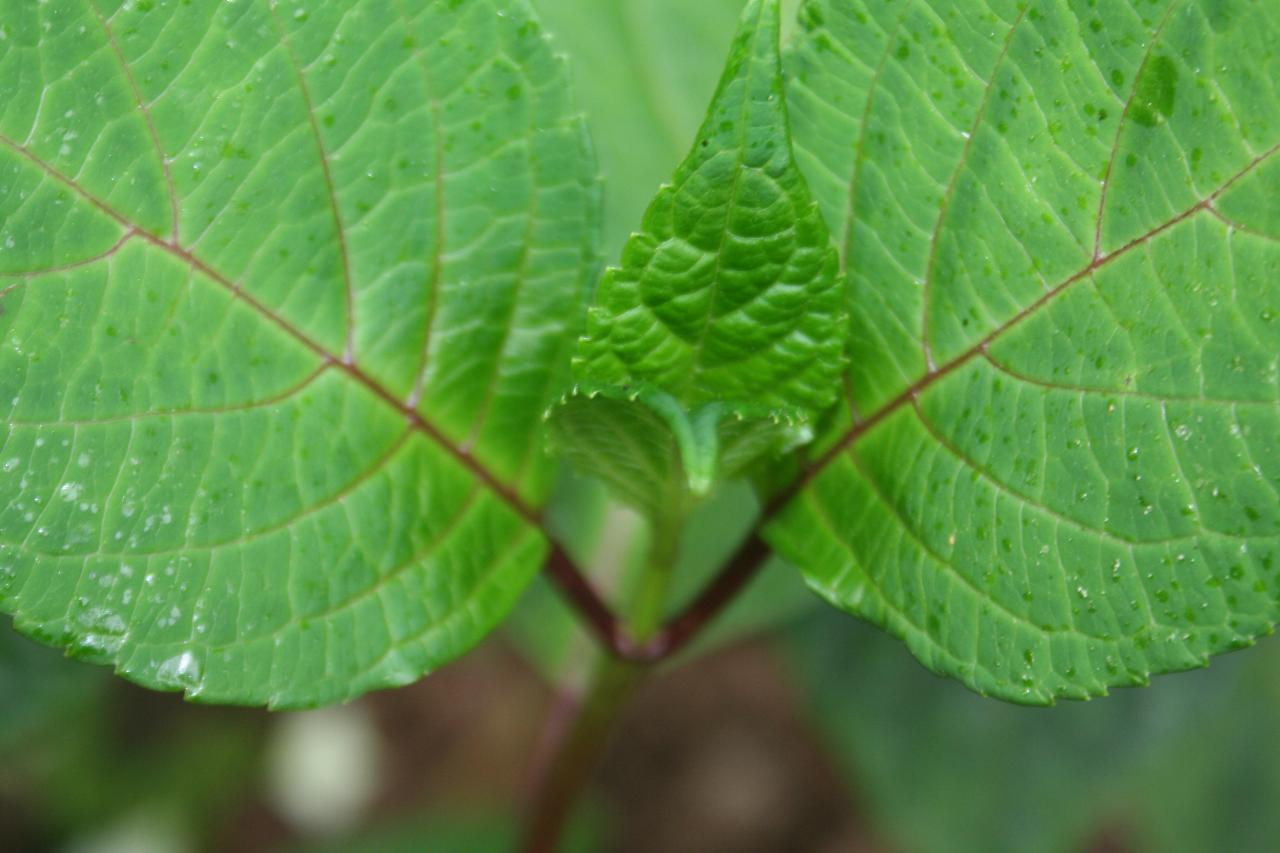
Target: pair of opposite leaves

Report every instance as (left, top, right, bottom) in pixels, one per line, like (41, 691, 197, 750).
(0, 0, 1277, 707)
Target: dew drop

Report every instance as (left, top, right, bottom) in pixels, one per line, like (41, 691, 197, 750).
(155, 651, 202, 690)
(75, 606, 127, 655)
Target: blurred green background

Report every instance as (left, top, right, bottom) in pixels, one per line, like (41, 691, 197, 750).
(4, 1, 1278, 851)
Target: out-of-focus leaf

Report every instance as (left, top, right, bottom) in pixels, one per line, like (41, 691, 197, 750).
(534, 0, 760, 258)
(548, 384, 811, 521)
(0, 619, 104, 752)
(784, 610, 1280, 853)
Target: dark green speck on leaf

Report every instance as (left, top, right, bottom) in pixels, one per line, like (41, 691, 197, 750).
(1131, 55, 1178, 128)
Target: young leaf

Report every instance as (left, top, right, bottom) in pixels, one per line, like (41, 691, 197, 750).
(550, 0, 843, 516)
(0, 0, 598, 708)
(773, 0, 1280, 702)
(576, 0, 842, 411)
(548, 384, 810, 522)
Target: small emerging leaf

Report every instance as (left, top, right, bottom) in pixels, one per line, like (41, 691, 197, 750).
(552, 0, 843, 515)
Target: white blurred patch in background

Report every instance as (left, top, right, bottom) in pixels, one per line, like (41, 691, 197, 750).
(266, 704, 384, 838)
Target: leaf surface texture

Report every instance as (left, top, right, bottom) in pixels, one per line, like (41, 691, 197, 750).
(576, 0, 843, 413)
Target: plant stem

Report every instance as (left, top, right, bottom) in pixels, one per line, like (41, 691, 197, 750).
(544, 543, 635, 656)
(522, 517, 682, 852)
(522, 655, 644, 852)
(638, 529, 773, 660)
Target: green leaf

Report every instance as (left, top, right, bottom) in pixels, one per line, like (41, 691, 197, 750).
(772, 0, 1280, 702)
(0, 619, 105, 753)
(576, 0, 842, 412)
(548, 383, 810, 520)
(533, 0, 768, 260)
(0, 0, 598, 707)
(785, 611, 1280, 853)
(551, 0, 843, 515)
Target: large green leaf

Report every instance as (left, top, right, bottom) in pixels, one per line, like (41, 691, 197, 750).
(771, 0, 1280, 701)
(0, 0, 598, 707)
(549, 0, 843, 517)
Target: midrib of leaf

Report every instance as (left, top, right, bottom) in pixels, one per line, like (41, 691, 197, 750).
(0, 0, 619, 708)
(762, 0, 1274, 686)
(977, 349, 1273, 408)
(782, 139, 1280, 507)
(0, 131, 543, 526)
(812, 0, 1277, 406)
(683, 1, 765, 393)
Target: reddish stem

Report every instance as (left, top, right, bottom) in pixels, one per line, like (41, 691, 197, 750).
(522, 659, 645, 852)
(637, 531, 773, 661)
(543, 544, 637, 658)
(542, 530, 777, 667)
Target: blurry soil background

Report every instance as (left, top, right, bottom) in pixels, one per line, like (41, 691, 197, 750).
(0, 624, 882, 853)
(5, 604, 1280, 852)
